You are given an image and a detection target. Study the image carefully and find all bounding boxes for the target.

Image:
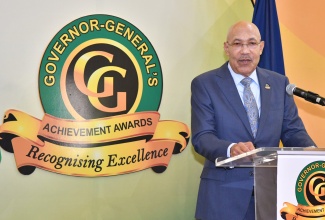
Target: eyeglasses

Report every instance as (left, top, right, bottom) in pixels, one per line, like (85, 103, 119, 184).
(227, 41, 261, 50)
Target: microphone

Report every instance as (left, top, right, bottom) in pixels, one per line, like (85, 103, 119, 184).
(286, 84, 325, 106)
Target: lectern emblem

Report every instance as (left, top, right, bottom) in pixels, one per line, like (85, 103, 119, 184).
(281, 161, 325, 219)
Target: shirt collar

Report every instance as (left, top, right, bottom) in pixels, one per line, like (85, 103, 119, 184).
(227, 63, 259, 86)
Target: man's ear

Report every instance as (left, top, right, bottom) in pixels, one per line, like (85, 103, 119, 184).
(224, 42, 229, 56)
(259, 41, 265, 55)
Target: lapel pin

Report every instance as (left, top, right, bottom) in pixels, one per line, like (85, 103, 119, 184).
(265, 84, 271, 89)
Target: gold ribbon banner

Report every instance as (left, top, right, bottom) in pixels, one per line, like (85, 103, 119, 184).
(0, 109, 190, 177)
(38, 112, 160, 144)
(281, 202, 325, 220)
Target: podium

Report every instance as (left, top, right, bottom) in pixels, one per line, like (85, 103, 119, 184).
(215, 147, 325, 220)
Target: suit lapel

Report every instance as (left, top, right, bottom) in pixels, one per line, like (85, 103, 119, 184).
(215, 63, 253, 137)
(255, 67, 272, 139)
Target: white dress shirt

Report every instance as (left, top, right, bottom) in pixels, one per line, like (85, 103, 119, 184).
(226, 63, 261, 157)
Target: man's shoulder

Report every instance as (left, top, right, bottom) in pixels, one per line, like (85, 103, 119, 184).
(193, 62, 228, 81)
(257, 66, 287, 80)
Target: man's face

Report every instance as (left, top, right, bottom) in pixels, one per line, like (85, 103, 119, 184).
(224, 23, 264, 77)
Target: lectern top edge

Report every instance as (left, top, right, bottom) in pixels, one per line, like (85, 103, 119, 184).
(215, 147, 323, 168)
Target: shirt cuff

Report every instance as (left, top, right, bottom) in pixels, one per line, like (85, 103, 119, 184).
(227, 143, 236, 157)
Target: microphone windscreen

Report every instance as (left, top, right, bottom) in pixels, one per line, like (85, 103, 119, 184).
(286, 84, 296, 96)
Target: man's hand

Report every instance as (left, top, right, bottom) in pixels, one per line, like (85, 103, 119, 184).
(230, 142, 255, 157)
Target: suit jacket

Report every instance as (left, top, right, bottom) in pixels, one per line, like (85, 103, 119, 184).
(191, 62, 315, 220)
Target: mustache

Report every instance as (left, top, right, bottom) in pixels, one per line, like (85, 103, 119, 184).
(239, 56, 252, 61)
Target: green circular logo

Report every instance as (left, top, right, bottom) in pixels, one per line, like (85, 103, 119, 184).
(296, 161, 325, 206)
(39, 14, 162, 120)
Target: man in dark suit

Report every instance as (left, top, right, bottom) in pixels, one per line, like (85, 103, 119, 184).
(191, 21, 315, 220)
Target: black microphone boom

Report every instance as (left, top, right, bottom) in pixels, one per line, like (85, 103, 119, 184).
(286, 84, 325, 106)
